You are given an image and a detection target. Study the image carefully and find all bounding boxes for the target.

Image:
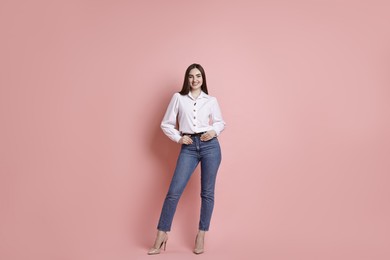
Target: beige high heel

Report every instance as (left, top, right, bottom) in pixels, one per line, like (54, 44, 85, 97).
(193, 231, 205, 254)
(147, 231, 168, 255)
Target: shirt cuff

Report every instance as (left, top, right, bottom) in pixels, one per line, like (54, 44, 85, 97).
(173, 134, 182, 143)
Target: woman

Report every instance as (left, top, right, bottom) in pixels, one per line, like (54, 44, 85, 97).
(148, 64, 226, 255)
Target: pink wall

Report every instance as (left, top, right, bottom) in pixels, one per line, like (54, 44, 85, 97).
(1, 1, 389, 259)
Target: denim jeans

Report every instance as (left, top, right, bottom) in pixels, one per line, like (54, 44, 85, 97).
(157, 136, 222, 232)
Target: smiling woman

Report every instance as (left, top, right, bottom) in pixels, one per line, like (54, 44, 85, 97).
(147, 63, 226, 255)
(1, 0, 389, 259)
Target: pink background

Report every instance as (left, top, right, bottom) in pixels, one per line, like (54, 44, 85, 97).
(1, 0, 390, 260)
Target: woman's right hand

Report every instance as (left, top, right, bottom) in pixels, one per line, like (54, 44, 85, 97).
(178, 135, 193, 145)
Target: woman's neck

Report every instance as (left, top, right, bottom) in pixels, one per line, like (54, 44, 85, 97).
(191, 89, 201, 99)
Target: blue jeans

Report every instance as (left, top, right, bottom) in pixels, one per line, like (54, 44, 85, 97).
(157, 136, 222, 232)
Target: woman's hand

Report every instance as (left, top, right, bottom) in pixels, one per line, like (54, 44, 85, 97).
(200, 130, 216, 142)
(179, 135, 193, 145)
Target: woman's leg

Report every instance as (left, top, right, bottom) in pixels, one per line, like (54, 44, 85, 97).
(157, 146, 199, 231)
(199, 138, 222, 231)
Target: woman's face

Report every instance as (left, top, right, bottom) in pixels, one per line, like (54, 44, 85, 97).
(188, 68, 203, 91)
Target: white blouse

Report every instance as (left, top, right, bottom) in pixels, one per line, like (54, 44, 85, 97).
(161, 91, 226, 143)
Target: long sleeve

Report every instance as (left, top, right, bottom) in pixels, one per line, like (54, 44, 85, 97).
(210, 97, 226, 136)
(161, 93, 182, 143)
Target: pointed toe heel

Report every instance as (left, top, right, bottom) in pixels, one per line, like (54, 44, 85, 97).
(193, 232, 205, 255)
(147, 231, 168, 255)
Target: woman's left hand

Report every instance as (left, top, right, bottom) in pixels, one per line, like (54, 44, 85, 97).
(200, 130, 217, 142)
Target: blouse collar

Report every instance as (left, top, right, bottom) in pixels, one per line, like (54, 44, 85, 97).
(188, 91, 209, 100)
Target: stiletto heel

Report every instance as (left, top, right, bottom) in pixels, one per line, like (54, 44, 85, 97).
(163, 239, 167, 251)
(147, 231, 168, 255)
